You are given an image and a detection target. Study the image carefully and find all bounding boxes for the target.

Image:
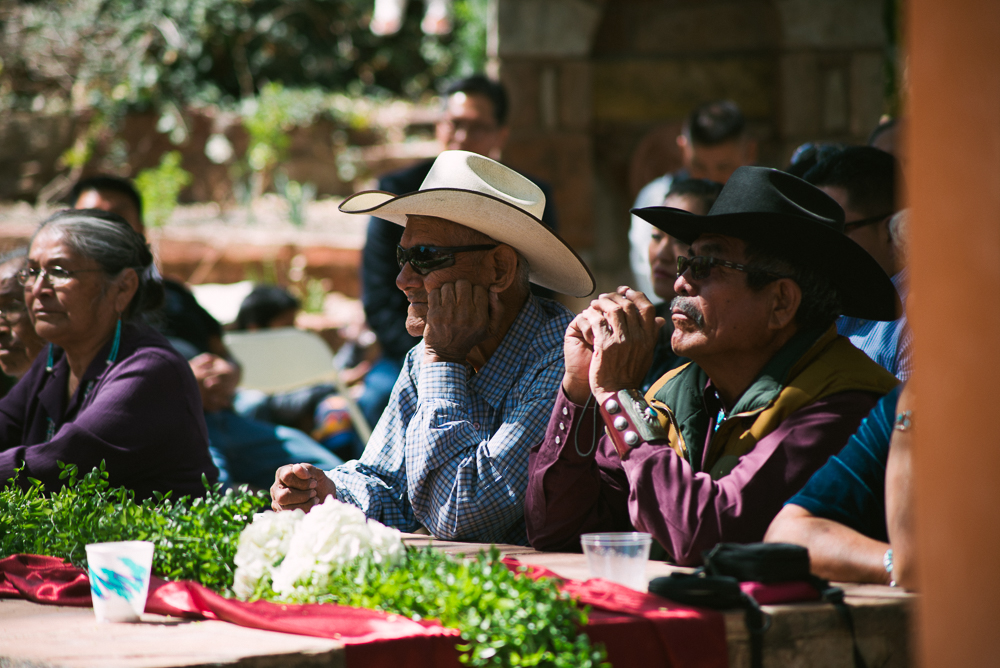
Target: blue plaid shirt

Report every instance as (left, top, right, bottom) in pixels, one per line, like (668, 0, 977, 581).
(328, 296, 572, 545)
(837, 268, 911, 380)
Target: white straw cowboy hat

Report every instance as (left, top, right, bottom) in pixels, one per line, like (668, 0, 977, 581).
(339, 150, 595, 297)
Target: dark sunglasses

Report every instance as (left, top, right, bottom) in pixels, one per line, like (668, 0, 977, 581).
(396, 244, 498, 275)
(677, 255, 789, 282)
(843, 212, 894, 232)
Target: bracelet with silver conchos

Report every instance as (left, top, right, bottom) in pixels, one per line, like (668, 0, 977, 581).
(599, 389, 669, 460)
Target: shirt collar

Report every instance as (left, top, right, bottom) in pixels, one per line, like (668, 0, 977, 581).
(891, 266, 909, 301)
(40, 325, 126, 419)
(470, 295, 544, 410)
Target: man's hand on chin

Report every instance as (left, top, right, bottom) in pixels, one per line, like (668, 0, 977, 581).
(422, 279, 497, 365)
(271, 463, 337, 512)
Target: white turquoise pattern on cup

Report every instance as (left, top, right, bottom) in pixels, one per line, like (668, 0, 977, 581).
(85, 541, 155, 622)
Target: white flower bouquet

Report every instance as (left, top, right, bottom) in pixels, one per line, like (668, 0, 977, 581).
(232, 497, 405, 599)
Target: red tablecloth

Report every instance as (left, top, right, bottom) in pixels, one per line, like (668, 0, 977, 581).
(0, 554, 729, 668)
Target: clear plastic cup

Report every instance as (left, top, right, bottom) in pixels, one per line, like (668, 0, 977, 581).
(85, 541, 155, 622)
(581, 532, 653, 591)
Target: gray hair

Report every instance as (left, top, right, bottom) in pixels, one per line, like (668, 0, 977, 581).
(513, 250, 531, 292)
(452, 220, 532, 293)
(33, 209, 164, 319)
(743, 241, 842, 332)
(889, 209, 909, 266)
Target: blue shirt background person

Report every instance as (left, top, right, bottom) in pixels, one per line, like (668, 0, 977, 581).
(837, 268, 911, 380)
(785, 384, 903, 543)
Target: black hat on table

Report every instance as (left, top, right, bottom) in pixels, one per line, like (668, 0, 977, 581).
(632, 166, 899, 321)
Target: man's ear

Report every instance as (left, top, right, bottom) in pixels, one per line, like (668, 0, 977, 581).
(488, 245, 519, 293)
(743, 138, 759, 165)
(768, 278, 801, 331)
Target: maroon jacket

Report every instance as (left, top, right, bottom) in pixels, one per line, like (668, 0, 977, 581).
(526, 388, 880, 565)
(0, 323, 217, 500)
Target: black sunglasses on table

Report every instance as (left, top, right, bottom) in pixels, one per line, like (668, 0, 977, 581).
(396, 244, 498, 275)
(676, 255, 791, 282)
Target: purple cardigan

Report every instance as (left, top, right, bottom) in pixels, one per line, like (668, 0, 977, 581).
(0, 322, 218, 500)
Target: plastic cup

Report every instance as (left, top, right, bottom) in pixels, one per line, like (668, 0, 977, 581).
(581, 532, 653, 591)
(85, 541, 155, 623)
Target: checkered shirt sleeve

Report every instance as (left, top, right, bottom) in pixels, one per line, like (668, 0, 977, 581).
(327, 297, 572, 545)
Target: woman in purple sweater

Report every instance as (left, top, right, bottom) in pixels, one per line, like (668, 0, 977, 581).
(0, 210, 217, 500)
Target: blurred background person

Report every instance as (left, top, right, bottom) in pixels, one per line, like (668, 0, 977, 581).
(629, 100, 757, 301)
(234, 284, 301, 331)
(784, 142, 847, 179)
(0, 209, 217, 499)
(803, 147, 911, 379)
(229, 284, 365, 460)
(640, 177, 722, 392)
(766, 382, 916, 589)
(0, 249, 45, 395)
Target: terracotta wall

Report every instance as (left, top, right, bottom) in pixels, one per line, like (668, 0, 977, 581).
(908, 1, 1000, 665)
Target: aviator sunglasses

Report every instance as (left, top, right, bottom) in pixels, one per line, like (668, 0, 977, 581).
(677, 255, 789, 281)
(396, 244, 498, 275)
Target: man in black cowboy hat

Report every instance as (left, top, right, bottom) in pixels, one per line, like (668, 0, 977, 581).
(525, 166, 900, 565)
(271, 150, 594, 546)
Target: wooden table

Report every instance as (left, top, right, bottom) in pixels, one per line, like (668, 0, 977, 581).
(0, 538, 915, 668)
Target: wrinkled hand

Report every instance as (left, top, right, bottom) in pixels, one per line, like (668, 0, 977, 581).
(190, 353, 240, 412)
(270, 463, 337, 512)
(423, 279, 502, 364)
(583, 286, 663, 403)
(562, 312, 597, 404)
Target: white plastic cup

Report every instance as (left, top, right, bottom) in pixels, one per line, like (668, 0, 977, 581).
(580, 532, 653, 591)
(85, 541, 155, 623)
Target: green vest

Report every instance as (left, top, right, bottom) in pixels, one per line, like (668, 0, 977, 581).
(646, 325, 900, 479)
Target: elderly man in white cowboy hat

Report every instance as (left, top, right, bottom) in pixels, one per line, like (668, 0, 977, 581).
(270, 150, 594, 544)
(526, 166, 900, 565)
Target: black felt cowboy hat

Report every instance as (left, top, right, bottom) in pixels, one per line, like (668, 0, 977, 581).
(632, 166, 899, 321)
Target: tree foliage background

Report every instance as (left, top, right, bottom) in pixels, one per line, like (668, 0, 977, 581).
(0, 0, 486, 200)
(0, 0, 485, 112)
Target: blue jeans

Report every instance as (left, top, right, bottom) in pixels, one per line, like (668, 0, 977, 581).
(357, 357, 404, 430)
(204, 409, 343, 490)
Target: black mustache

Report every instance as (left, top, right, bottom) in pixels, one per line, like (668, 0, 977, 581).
(669, 297, 705, 328)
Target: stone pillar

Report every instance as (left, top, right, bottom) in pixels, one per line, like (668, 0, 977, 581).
(493, 0, 604, 305)
(773, 0, 887, 163)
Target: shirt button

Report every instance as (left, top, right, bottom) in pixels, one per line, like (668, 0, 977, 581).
(473, 422, 481, 430)
(559, 423, 565, 431)
(555, 436, 561, 444)
(562, 406, 569, 416)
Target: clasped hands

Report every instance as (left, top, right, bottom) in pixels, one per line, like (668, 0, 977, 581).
(562, 286, 663, 405)
(271, 463, 337, 512)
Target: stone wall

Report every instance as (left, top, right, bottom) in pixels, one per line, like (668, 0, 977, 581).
(495, 0, 889, 299)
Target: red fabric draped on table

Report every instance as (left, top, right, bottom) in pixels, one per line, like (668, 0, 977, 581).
(0, 554, 729, 668)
